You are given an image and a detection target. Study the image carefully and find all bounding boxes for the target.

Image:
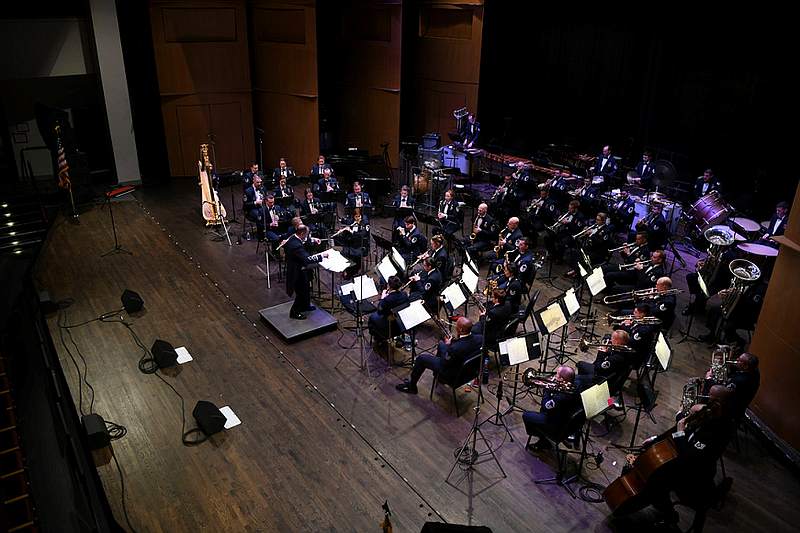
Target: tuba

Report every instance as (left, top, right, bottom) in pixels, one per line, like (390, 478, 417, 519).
(710, 344, 732, 383)
(698, 226, 735, 285)
(720, 259, 761, 319)
(680, 377, 705, 417)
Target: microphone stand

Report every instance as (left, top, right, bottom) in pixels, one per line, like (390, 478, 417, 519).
(445, 328, 506, 485)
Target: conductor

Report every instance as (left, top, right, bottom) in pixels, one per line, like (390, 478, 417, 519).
(285, 225, 328, 320)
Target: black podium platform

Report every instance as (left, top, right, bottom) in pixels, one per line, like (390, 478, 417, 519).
(259, 300, 338, 343)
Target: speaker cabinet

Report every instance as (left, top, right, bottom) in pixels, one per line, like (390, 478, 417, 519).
(151, 340, 178, 368)
(121, 289, 144, 313)
(193, 401, 226, 435)
(82, 413, 110, 450)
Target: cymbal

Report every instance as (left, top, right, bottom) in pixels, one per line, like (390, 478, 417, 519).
(424, 158, 442, 169)
(652, 160, 676, 188)
(645, 192, 666, 201)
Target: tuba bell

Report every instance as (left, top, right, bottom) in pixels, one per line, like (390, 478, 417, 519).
(720, 259, 761, 319)
(698, 226, 735, 285)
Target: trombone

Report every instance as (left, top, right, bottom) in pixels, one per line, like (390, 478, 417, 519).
(580, 313, 662, 327)
(503, 368, 576, 392)
(573, 223, 599, 239)
(602, 287, 684, 305)
(565, 335, 637, 353)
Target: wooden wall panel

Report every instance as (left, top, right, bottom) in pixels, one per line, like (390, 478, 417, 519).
(150, 1, 252, 94)
(407, 2, 483, 141)
(329, 2, 402, 160)
(150, 0, 254, 176)
(163, 93, 254, 176)
(250, 1, 319, 172)
(749, 181, 800, 452)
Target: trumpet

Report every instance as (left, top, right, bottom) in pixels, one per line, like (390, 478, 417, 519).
(580, 313, 662, 327)
(566, 335, 637, 353)
(618, 259, 653, 270)
(608, 242, 637, 253)
(503, 368, 576, 392)
(526, 198, 544, 214)
(602, 287, 684, 305)
(491, 185, 506, 200)
(573, 223, 599, 239)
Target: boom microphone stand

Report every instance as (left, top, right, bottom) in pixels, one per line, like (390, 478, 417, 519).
(446, 331, 506, 485)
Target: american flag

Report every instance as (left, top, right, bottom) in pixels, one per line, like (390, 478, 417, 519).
(56, 125, 70, 191)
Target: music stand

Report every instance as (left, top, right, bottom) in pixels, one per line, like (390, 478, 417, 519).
(497, 332, 542, 419)
(627, 368, 659, 448)
(533, 297, 570, 372)
(336, 274, 379, 383)
(223, 171, 242, 225)
(275, 195, 295, 210)
(650, 331, 674, 389)
(391, 299, 430, 369)
(536, 381, 612, 497)
(101, 186, 135, 257)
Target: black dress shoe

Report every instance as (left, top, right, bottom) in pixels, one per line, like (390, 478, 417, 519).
(289, 313, 307, 320)
(527, 438, 552, 452)
(302, 306, 316, 312)
(395, 381, 418, 394)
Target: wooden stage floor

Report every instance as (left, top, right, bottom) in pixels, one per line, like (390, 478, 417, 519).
(34, 178, 800, 532)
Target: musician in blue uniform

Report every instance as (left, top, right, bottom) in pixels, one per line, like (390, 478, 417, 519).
(311, 155, 333, 179)
(462, 203, 497, 257)
(436, 189, 460, 234)
(408, 257, 442, 312)
(243, 161, 262, 191)
(565, 212, 615, 278)
(471, 288, 512, 351)
(368, 275, 409, 343)
(630, 202, 668, 251)
(589, 145, 618, 186)
(630, 151, 655, 190)
(609, 188, 637, 231)
(543, 200, 586, 264)
(397, 216, 427, 266)
(756, 201, 789, 248)
(392, 186, 415, 231)
(345, 181, 373, 223)
(273, 157, 296, 182)
(299, 188, 326, 238)
(693, 168, 723, 201)
(523, 365, 580, 451)
(395, 317, 483, 394)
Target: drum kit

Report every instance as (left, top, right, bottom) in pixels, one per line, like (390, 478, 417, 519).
(684, 190, 778, 269)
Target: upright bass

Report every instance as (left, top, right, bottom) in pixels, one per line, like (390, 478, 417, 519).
(199, 143, 227, 226)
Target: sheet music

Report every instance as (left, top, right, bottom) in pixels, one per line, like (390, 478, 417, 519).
(698, 274, 710, 298)
(376, 255, 398, 283)
(319, 249, 352, 272)
(578, 263, 588, 278)
(499, 336, 530, 366)
(587, 267, 606, 296)
(396, 300, 429, 329)
(461, 263, 479, 293)
(655, 332, 672, 371)
(581, 381, 611, 419)
(442, 282, 467, 310)
(342, 275, 379, 301)
(391, 247, 406, 271)
(564, 288, 581, 317)
(539, 302, 567, 332)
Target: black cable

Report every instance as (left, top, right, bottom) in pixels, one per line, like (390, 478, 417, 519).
(111, 448, 140, 533)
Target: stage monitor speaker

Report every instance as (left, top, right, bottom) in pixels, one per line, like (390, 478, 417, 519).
(193, 401, 226, 435)
(151, 340, 178, 368)
(38, 291, 57, 314)
(420, 524, 493, 533)
(121, 289, 144, 313)
(82, 413, 110, 450)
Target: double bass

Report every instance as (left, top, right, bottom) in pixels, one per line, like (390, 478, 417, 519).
(602, 400, 723, 516)
(199, 144, 227, 225)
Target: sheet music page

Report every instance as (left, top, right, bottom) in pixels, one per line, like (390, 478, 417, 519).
(397, 300, 429, 329)
(581, 381, 611, 418)
(587, 267, 607, 296)
(564, 288, 580, 317)
(499, 336, 530, 366)
(698, 274, 710, 298)
(391, 247, 406, 271)
(442, 282, 467, 310)
(461, 264, 479, 293)
(376, 256, 398, 282)
(350, 275, 379, 300)
(540, 302, 568, 332)
(578, 263, 588, 278)
(655, 332, 672, 371)
(319, 249, 352, 272)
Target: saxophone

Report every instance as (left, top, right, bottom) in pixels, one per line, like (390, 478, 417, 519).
(494, 228, 511, 254)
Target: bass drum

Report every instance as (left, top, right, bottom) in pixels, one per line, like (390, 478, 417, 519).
(685, 190, 733, 233)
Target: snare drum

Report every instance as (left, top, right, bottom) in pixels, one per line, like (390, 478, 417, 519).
(685, 191, 733, 232)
